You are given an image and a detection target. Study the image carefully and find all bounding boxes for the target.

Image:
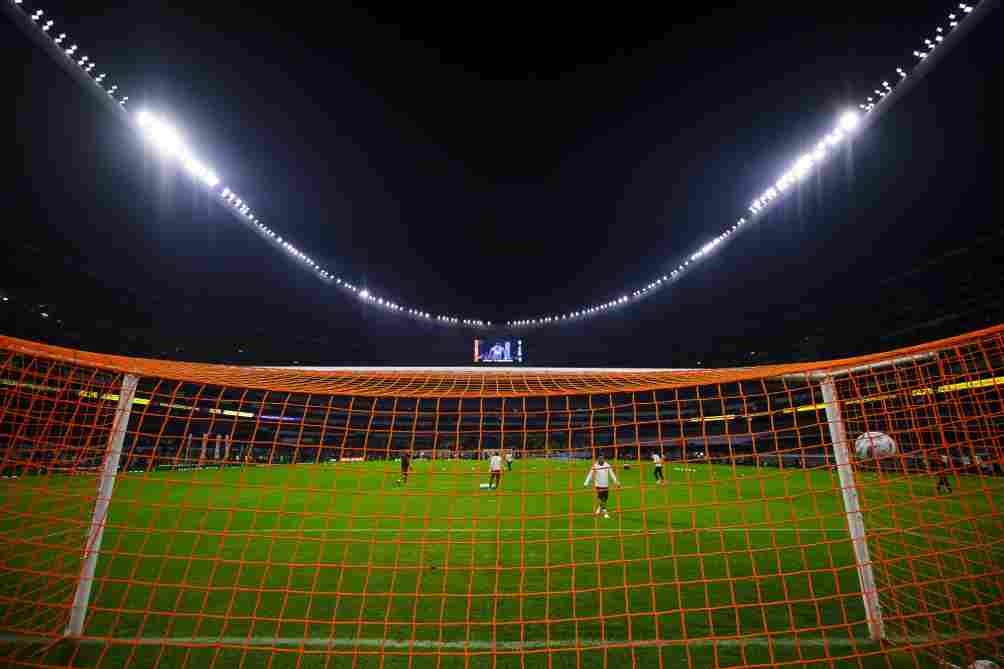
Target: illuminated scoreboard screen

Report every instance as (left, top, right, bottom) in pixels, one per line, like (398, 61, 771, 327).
(473, 339, 523, 364)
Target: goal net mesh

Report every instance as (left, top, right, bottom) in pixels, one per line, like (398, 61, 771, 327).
(0, 327, 1001, 668)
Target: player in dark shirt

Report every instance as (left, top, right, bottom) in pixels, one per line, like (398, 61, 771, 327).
(935, 453, 952, 494)
(398, 451, 411, 485)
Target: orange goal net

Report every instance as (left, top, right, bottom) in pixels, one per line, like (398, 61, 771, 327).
(0, 327, 1002, 668)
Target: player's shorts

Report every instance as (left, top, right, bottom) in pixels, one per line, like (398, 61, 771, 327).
(596, 488, 609, 503)
(654, 466, 664, 480)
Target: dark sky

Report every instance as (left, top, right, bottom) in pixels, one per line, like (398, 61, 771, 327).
(3, 1, 1000, 367)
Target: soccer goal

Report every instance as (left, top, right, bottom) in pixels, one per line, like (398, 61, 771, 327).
(0, 328, 1002, 668)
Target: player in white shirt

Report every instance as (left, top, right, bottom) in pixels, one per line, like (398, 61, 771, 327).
(488, 451, 504, 489)
(651, 451, 665, 485)
(505, 451, 514, 472)
(583, 454, 620, 518)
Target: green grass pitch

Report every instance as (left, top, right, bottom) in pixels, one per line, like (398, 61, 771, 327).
(1, 459, 1001, 668)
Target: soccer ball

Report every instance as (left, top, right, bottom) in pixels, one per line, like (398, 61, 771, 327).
(969, 662, 1001, 669)
(854, 431, 897, 459)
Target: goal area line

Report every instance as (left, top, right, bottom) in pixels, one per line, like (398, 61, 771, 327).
(2, 633, 932, 650)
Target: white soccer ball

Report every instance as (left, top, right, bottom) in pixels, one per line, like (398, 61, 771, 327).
(854, 431, 897, 459)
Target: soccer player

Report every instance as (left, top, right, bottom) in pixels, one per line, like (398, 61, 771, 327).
(505, 450, 514, 472)
(936, 453, 953, 494)
(584, 454, 620, 519)
(397, 451, 411, 485)
(488, 450, 503, 489)
(651, 451, 665, 485)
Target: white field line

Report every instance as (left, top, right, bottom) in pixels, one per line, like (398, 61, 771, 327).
(108, 527, 867, 535)
(0, 634, 951, 649)
(0, 527, 80, 544)
(5, 631, 996, 650)
(894, 528, 1004, 558)
(33, 527, 77, 541)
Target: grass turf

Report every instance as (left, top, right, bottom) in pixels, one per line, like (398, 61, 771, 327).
(1, 459, 1001, 668)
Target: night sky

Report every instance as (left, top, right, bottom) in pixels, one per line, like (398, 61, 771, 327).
(3, 1, 1000, 367)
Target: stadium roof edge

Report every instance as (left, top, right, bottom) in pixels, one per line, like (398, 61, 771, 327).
(258, 367, 704, 373)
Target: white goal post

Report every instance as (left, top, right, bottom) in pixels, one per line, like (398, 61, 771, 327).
(785, 351, 934, 642)
(65, 373, 139, 638)
(819, 376, 885, 641)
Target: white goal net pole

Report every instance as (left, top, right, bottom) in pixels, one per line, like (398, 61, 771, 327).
(820, 375, 885, 641)
(65, 373, 139, 638)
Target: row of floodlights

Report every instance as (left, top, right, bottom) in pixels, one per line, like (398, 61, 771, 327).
(133, 109, 489, 325)
(14, 0, 487, 327)
(507, 108, 859, 328)
(11, 0, 981, 330)
(18, 2, 130, 109)
(508, 3, 977, 327)
(747, 111, 861, 217)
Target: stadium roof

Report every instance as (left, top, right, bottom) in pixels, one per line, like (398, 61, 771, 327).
(2, 325, 1000, 398)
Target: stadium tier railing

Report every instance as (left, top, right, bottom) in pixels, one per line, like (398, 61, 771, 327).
(1, 327, 1002, 668)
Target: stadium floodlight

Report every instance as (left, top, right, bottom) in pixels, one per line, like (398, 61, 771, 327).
(136, 111, 184, 155)
(135, 110, 222, 188)
(839, 109, 861, 132)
